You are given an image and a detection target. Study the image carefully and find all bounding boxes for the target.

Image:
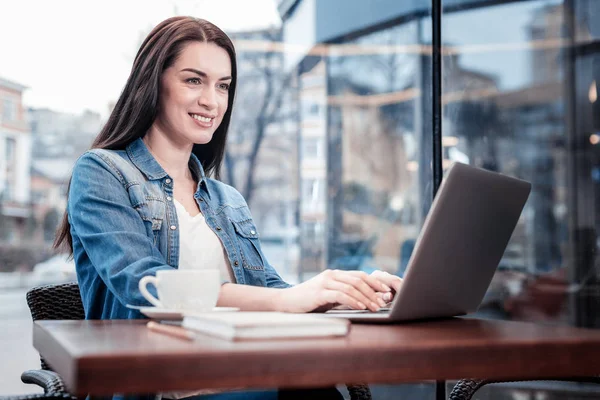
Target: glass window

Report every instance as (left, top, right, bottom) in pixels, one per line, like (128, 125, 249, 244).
(3, 137, 16, 201)
(5, 137, 16, 162)
(302, 136, 323, 159)
(301, 99, 323, 119)
(442, 0, 600, 328)
(302, 220, 324, 242)
(2, 97, 16, 122)
(302, 177, 325, 206)
(574, 0, 600, 41)
(325, 20, 432, 275)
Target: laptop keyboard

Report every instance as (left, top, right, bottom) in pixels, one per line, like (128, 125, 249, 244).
(325, 307, 392, 314)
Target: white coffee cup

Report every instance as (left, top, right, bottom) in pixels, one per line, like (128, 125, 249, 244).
(139, 269, 220, 310)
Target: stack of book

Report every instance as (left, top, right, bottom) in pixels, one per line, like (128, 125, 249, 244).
(181, 311, 350, 341)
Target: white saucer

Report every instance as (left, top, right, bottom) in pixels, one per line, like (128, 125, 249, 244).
(135, 306, 239, 320)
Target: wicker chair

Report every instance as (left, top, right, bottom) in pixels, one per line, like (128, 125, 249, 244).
(449, 376, 600, 399)
(5, 282, 85, 400)
(9, 282, 371, 400)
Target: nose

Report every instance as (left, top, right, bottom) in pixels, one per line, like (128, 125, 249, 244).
(198, 87, 218, 111)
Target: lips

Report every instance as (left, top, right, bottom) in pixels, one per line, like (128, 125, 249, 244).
(189, 113, 215, 128)
(190, 113, 214, 123)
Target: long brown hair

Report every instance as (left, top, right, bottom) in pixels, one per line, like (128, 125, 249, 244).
(54, 16, 238, 254)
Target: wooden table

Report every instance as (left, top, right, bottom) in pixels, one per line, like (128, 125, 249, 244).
(33, 317, 600, 398)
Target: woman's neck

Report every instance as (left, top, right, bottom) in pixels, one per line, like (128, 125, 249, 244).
(143, 127, 194, 181)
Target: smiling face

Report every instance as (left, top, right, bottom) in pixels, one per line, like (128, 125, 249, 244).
(154, 41, 232, 146)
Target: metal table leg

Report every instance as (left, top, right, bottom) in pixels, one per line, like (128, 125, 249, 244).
(436, 380, 446, 400)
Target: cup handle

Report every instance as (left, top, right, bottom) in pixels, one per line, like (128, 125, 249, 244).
(139, 276, 163, 308)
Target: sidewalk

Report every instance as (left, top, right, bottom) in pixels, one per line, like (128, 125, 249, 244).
(0, 286, 43, 396)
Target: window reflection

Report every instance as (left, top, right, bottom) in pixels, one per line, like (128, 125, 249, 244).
(321, 22, 432, 279)
(443, 0, 600, 327)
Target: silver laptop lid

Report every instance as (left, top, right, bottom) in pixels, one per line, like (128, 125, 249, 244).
(389, 162, 531, 321)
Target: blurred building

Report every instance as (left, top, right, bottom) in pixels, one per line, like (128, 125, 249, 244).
(0, 77, 32, 243)
(298, 60, 328, 277)
(30, 159, 72, 244)
(24, 107, 103, 246)
(28, 108, 102, 161)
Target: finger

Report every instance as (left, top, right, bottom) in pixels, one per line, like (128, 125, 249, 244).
(345, 270, 391, 293)
(388, 276, 403, 292)
(371, 270, 403, 292)
(322, 289, 367, 311)
(333, 271, 386, 308)
(377, 291, 394, 303)
(326, 280, 380, 311)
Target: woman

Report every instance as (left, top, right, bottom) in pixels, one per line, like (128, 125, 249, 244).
(55, 16, 401, 399)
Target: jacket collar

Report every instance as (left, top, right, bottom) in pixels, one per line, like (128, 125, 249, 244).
(126, 138, 208, 186)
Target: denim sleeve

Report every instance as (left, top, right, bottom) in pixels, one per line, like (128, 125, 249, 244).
(264, 260, 293, 289)
(243, 204, 292, 289)
(68, 152, 174, 306)
(233, 187, 292, 289)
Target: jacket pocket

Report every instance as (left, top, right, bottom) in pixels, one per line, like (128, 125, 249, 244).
(231, 219, 264, 271)
(128, 184, 165, 244)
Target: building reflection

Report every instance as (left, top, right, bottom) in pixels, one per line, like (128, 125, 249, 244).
(281, 0, 600, 330)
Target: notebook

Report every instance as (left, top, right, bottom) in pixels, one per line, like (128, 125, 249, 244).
(181, 311, 350, 340)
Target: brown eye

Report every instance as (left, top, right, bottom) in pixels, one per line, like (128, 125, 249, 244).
(186, 78, 201, 85)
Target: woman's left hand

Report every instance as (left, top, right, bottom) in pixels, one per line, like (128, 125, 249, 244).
(370, 270, 403, 303)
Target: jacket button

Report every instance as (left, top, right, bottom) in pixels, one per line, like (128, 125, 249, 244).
(170, 225, 177, 230)
(166, 196, 172, 201)
(165, 178, 172, 184)
(234, 261, 239, 266)
(250, 230, 256, 235)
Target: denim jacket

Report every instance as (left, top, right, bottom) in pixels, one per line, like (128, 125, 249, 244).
(68, 138, 291, 320)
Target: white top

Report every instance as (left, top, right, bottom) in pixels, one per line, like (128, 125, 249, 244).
(162, 200, 236, 400)
(174, 199, 235, 283)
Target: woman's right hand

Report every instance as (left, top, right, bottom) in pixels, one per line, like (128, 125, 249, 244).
(275, 269, 392, 313)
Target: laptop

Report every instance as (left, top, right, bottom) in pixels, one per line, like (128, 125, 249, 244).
(322, 162, 531, 323)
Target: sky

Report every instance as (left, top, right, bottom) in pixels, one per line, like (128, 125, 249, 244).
(0, 0, 281, 117)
